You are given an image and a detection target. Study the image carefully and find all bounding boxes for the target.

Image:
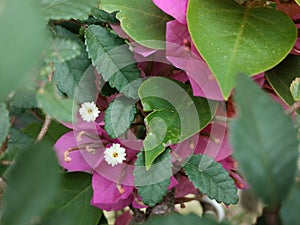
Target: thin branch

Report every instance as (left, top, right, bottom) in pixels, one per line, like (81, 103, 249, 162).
(36, 114, 52, 142)
(286, 101, 300, 114)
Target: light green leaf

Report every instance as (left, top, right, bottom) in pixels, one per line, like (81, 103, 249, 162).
(290, 77, 300, 102)
(44, 38, 81, 63)
(280, 182, 300, 225)
(266, 54, 300, 106)
(53, 26, 92, 99)
(143, 213, 230, 225)
(138, 77, 217, 169)
(37, 83, 74, 122)
(134, 150, 172, 207)
(105, 96, 137, 138)
(41, 0, 98, 20)
(10, 86, 38, 109)
(296, 0, 300, 6)
(1, 142, 60, 225)
(100, 0, 171, 49)
(0, 103, 10, 145)
(41, 173, 102, 225)
(85, 25, 141, 98)
(0, 0, 46, 99)
(183, 154, 238, 205)
(230, 75, 298, 208)
(187, 0, 297, 99)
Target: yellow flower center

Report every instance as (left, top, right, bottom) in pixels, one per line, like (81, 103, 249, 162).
(87, 108, 93, 113)
(113, 152, 118, 158)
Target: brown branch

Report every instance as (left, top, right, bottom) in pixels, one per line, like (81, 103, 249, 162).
(36, 114, 52, 142)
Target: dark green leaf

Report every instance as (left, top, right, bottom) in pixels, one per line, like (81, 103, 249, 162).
(105, 96, 136, 138)
(144, 213, 230, 225)
(280, 182, 300, 225)
(37, 83, 74, 122)
(85, 25, 141, 99)
(1, 142, 60, 225)
(0, 0, 46, 99)
(41, 173, 102, 225)
(44, 38, 81, 63)
(266, 54, 300, 106)
(100, 0, 171, 49)
(187, 0, 297, 99)
(134, 150, 172, 207)
(0, 103, 10, 145)
(90, 8, 118, 24)
(183, 154, 238, 205)
(230, 75, 298, 208)
(41, 0, 98, 20)
(138, 77, 217, 169)
(53, 26, 92, 99)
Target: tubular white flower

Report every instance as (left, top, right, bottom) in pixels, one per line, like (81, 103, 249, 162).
(79, 102, 100, 122)
(104, 143, 126, 167)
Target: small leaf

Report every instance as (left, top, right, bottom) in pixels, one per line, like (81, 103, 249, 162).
(1, 142, 60, 225)
(0, 0, 46, 99)
(0, 103, 10, 145)
(290, 77, 300, 102)
(41, 173, 102, 225)
(10, 86, 38, 109)
(105, 96, 137, 138)
(100, 0, 171, 49)
(85, 25, 141, 98)
(138, 77, 216, 169)
(53, 26, 92, 99)
(44, 38, 81, 63)
(41, 0, 98, 20)
(230, 75, 298, 208)
(37, 83, 74, 122)
(90, 8, 118, 24)
(280, 182, 300, 225)
(187, 0, 297, 99)
(183, 154, 238, 205)
(266, 54, 300, 106)
(133, 150, 172, 207)
(143, 213, 230, 225)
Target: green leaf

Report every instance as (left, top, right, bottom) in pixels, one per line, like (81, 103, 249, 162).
(85, 25, 141, 98)
(138, 77, 217, 169)
(0, 103, 10, 145)
(133, 150, 172, 207)
(90, 8, 118, 24)
(53, 26, 92, 99)
(41, 173, 102, 225)
(0, 0, 46, 99)
(266, 54, 300, 106)
(10, 86, 38, 109)
(37, 83, 74, 122)
(0, 128, 34, 177)
(105, 96, 137, 138)
(1, 142, 60, 225)
(187, 0, 297, 99)
(230, 75, 298, 208)
(44, 38, 81, 63)
(143, 213, 230, 225)
(41, 0, 98, 20)
(290, 77, 300, 102)
(100, 0, 171, 49)
(296, 0, 300, 6)
(183, 154, 238, 205)
(280, 182, 300, 225)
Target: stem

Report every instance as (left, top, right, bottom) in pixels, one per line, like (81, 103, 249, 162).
(36, 114, 52, 142)
(286, 101, 300, 114)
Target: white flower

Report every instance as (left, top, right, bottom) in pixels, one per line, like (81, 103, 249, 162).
(104, 143, 126, 167)
(79, 102, 100, 122)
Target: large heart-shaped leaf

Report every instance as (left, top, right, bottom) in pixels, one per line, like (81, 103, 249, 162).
(266, 54, 300, 106)
(100, 0, 171, 49)
(139, 77, 217, 169)
(187, 0, 297, 99)
(230, 75, 298, 208)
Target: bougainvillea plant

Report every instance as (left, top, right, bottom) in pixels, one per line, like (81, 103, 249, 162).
(0, 0, 300, 225)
